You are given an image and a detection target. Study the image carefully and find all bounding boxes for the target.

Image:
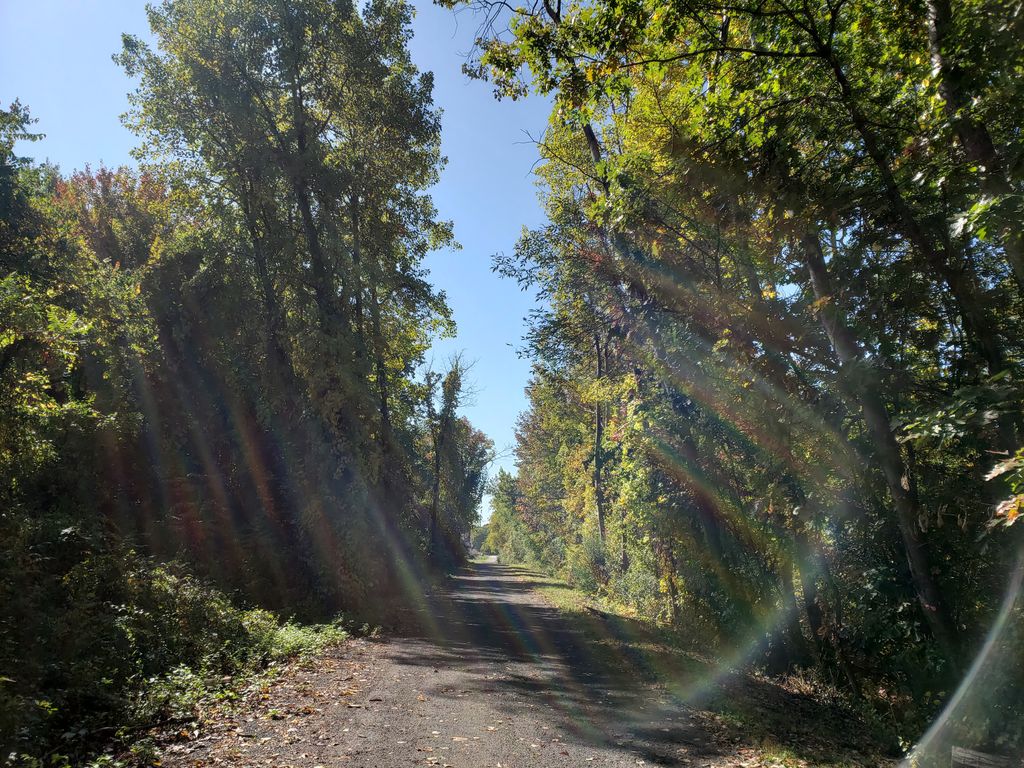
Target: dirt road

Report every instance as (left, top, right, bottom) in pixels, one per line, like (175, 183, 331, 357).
(161, 563, 887, 767)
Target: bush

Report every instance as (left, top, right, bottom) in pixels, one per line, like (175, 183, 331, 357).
(608, 548, 662, 619)
(0, 543, 347, 766)
(564, 531, 608, 593)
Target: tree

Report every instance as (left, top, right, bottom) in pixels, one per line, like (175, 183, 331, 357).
(425, 359, 495, 563)
(0, 6, 490, 756)
(446, 0, 1024, 744)
(112, 0, 463, 604)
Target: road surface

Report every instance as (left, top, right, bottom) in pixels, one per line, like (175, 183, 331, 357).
(160, 563, 886, 767)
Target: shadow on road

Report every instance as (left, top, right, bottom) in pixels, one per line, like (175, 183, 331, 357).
(383, 562, 889, 766)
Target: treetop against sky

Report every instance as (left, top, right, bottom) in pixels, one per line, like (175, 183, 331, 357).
(0, 0, 551, 512)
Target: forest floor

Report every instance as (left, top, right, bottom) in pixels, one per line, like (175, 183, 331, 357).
(156, 562, 896, 768)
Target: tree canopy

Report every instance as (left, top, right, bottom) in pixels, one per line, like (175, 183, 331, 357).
(460, 0, 1024, 753)
(2, 0, 1023, 762)
(0, 1, 492, 760)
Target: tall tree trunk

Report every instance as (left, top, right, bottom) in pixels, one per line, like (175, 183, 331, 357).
(802, 229, 958, 663)
(429, 397, 446, 558)
(430, 451, 442, 554)
(594, 332, 607, 543)
(350, 192, 365, 341)
(660, 539, 682, 623)
(925, 0, 1024, 291)
(817, 40, 1007, 377)
(286, 60, 336, 335)
(241, 198, 287, 372)
(778, 551, 811, 669)
(430, 417, 446, 559)
(619, 507, 630, 572)
(793, 534, 861, 695)
(818, 546, 862, 698)
(793, 527, 827, 661)
(370, 280, 392, 448)
(428, 369, 460, 560)
(783, 475, 860, 692)
(292, 182, 335, 332)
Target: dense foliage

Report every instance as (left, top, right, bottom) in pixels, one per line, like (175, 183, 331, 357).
(0, 0, 491, 761)
(461, 0, 1024, 756)
(5, 0, 1024, 761)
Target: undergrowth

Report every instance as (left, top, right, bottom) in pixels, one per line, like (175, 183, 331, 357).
(0, 550, 348, 768)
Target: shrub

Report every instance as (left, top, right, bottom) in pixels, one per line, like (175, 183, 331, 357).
(608, 548, 661, 619)
(564, 531, 608, 593)
(0, 544, 347, 766)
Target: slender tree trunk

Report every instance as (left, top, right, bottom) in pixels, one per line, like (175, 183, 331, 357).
(430, 452, 442, 552)
(350, 192, 365, 340)
(819, 549, 862, 698)
(430, 417, 445, 558)
(594, 332, 607, 543)
(428, 369, 460, 560)
(779, 552, 811, 668)
(286, 62, 336, 335)
(784, 476, 860, 691)
(242, 201, 285, 364)
(925, 0, 1024, 291)
(661, 539, 682, 623)
(818, 41, 1006, 377)
(370, 280, 392, 447)
(802, 229, 958, 662)
(793, 528, 827, 660)
(619, 508, 630, 572)
(292, 182, 335, 332)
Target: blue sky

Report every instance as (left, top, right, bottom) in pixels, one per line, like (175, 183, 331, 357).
(0, 1, 549, 519)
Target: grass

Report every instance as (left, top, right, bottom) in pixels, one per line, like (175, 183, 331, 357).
(261, 617, 350, 660)
(503, 562, 897, 767)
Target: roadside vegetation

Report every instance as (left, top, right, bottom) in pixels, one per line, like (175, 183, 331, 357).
(1, 0, 491, 763)
(510, 564, 896, 767)
(3, 0, 1024, 763)
(1, 550, 348, 767)
(469, 0, 1024, 758)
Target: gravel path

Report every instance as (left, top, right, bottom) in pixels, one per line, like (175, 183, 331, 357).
(160, 563, 887, 767)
